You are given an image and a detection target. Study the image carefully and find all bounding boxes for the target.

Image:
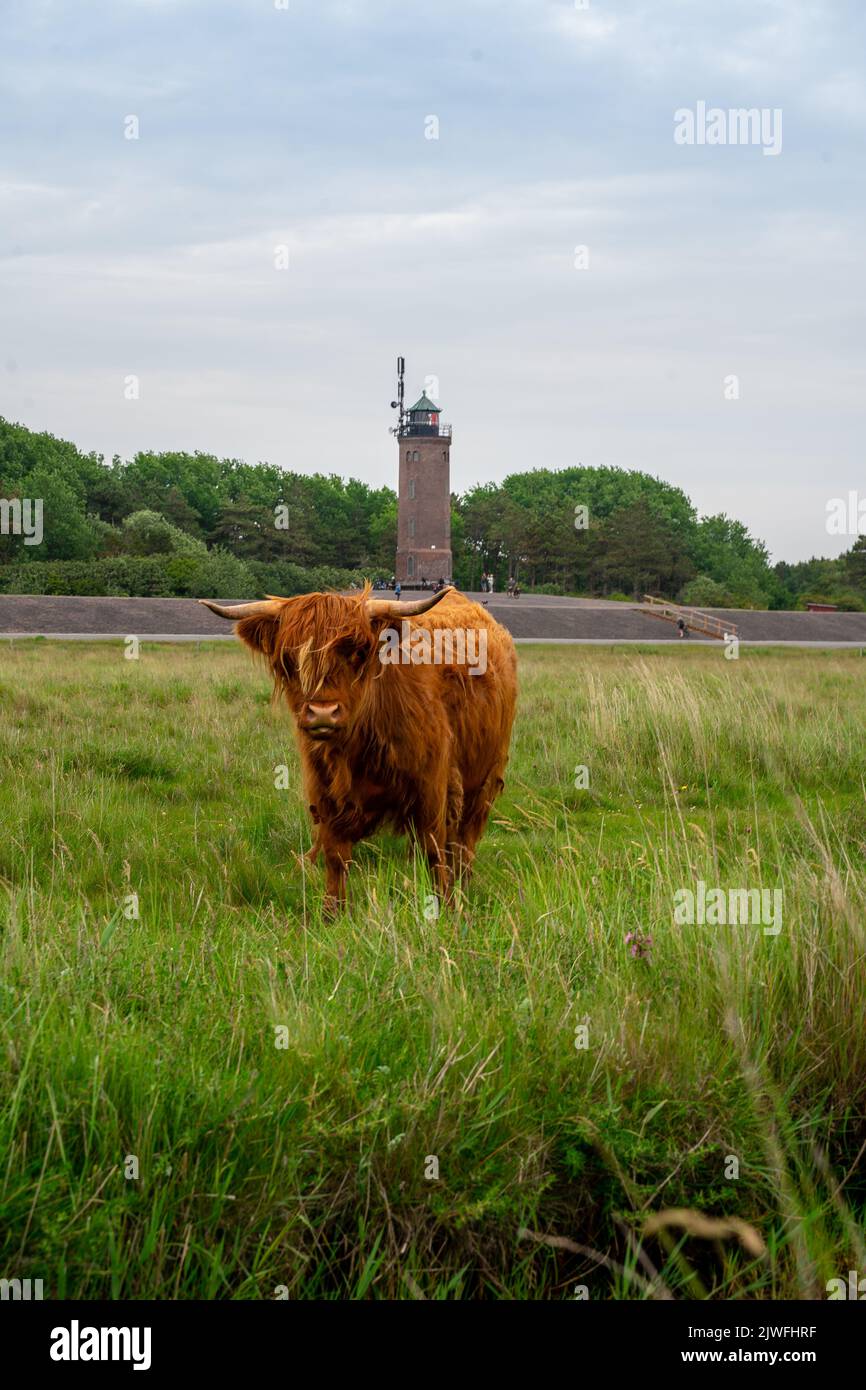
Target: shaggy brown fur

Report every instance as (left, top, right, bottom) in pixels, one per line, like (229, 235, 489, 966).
(220, 586, 517, 914)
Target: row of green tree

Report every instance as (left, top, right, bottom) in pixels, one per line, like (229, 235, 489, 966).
(1, 416, 863, 608)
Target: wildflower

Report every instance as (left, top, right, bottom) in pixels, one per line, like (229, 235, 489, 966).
(624, 930, 653, 961)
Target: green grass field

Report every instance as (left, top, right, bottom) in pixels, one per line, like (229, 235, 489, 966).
(1, 639, 864, 1299)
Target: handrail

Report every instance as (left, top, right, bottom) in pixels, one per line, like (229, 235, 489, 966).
(398, 423, 452, 438)
(641, 594, 738, 640)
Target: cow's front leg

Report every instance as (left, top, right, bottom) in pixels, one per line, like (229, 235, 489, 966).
(320, 830, 353, 918)
(304, 802, 323, 863)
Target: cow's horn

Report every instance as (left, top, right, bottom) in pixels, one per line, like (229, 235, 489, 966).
(198, 598, 283, 620)
(365, 586, 455, 619)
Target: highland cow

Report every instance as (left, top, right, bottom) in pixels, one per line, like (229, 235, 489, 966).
(200, 586, 517, 915)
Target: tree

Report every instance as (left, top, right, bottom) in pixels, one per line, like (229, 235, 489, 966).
(592, 498, 695, 599)
(0, 467, 100, 563)
(843, 536, 866, 592)
(0, 414, 787, 604)
(210, 496, 284, 562)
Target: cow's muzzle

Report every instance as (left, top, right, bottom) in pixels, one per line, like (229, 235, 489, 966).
(302, 701, 345, 736)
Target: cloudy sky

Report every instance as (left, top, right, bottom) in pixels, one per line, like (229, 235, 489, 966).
(1, 0, 863, 560)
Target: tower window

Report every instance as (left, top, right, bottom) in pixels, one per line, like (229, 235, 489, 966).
(409, 518, 415, 538)
(406, 449, 411, 463)
(409, 478, 416, 500)
(407, 554, 415, 577)
(413, 450, 420, 463)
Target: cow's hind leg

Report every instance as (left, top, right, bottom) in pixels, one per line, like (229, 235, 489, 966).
(444, 764, 468, 896)
(420, 819, 451, 904)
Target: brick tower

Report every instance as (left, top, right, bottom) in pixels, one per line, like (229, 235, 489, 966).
(392, 364, 452, 586)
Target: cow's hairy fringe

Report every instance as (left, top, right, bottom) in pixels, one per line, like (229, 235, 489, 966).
(260, 584, 380, 703)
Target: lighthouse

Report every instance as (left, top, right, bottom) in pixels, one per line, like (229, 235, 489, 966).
(391, 359, 453, 586)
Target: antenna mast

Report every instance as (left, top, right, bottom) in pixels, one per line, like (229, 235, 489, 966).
(389, 355, 406, 436)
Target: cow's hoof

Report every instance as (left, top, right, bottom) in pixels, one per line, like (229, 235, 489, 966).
(322, 895, 341, 920)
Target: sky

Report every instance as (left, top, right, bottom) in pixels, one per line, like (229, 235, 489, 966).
(1, 0, 864, 562)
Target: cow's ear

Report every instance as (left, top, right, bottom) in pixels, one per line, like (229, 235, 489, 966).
(235, 613, 280, 658)
(198, 598, 283, 657)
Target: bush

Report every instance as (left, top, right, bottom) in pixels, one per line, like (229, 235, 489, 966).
(678, 576, 733, 608)
(525, 582, 585, 597)
(0, 554, 362, 599)
(120, 510, 207, 558)
(0, 558, 175, 596)
(247, 561, 374, 596)
(188, 549, 256, 599)
(796, 591, 866, 613)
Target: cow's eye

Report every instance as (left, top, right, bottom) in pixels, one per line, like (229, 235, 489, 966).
(335, 637, 369, 668)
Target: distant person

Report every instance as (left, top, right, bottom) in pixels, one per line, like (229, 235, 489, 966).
(395, 581, 402, 601)
(488, 573, 495, 593)
(480, 571, 488, 593)
(677, 617, 688, 639)
(389, 574, 396, 590)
